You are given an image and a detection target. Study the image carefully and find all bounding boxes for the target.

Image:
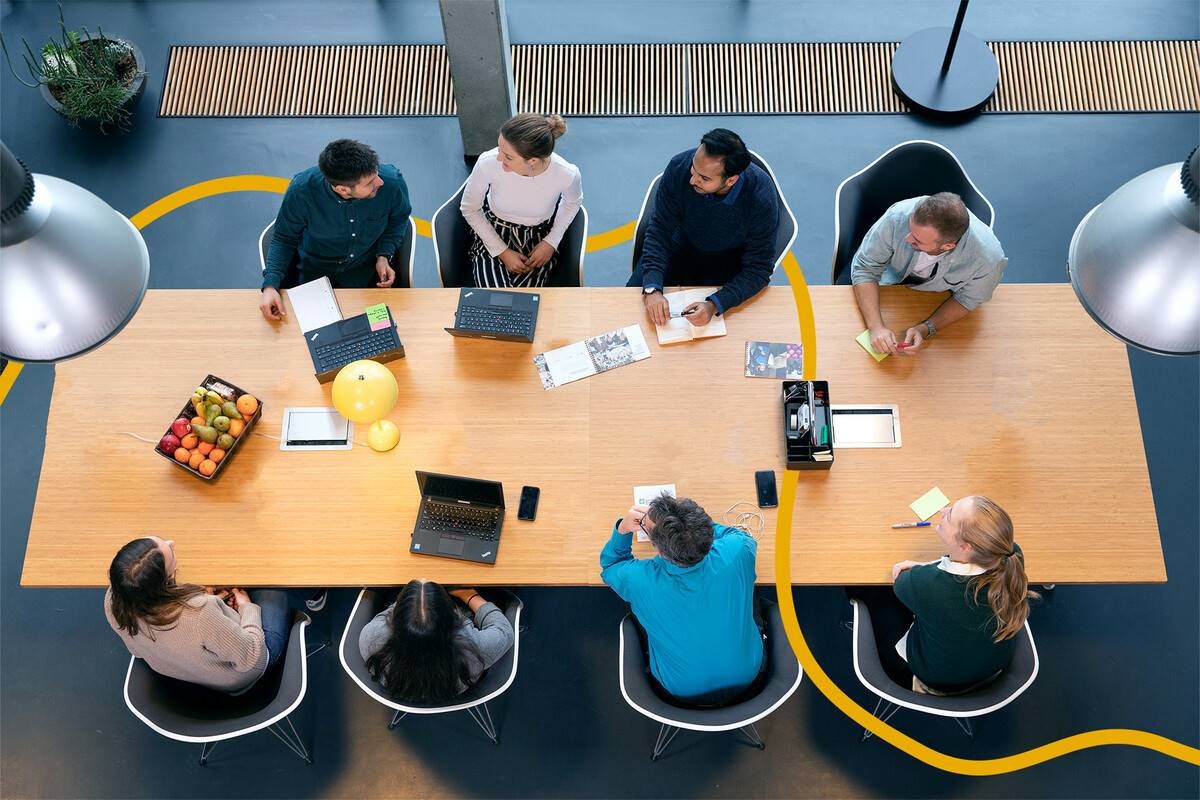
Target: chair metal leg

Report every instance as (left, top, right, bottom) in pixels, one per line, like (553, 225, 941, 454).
(199, 741, 216, 766)
(651, 723, 680, 761)
(954, 716, 974, 740)
(388, 710, 408, 730)
(738, 722, 766, 750)
(862, 696, 901, 741)
(466, 702, 499, 744)
(266, 715, 312, 764)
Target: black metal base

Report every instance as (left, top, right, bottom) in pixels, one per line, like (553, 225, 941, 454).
(891, 27, 999, 116)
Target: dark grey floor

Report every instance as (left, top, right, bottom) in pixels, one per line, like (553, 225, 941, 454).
(2, 2, 1198, 798)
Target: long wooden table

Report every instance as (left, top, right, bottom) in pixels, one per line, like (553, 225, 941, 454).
(21, 285, 1164, 587)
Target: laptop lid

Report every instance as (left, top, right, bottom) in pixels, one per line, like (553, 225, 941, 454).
(416, 470, 505, 509)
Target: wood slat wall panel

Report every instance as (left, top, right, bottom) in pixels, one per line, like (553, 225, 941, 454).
(159, 41, 1200, 117)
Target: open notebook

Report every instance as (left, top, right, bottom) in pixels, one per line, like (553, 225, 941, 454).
(534, 324, 652, 389)
(655, 288, 727, 344)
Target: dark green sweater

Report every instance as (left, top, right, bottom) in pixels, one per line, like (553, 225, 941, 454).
(893, 559, 1019, 692)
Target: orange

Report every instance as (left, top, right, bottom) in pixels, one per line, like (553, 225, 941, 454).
(174, 447, 191, 463)
(198, 459, 217, 477)
(188, 450, 205, 469)
(209, 448, 226, 464)
(228, 418, 245, 438)
(191, 415, 206, 427)
(180, 433, 199, 450)
(237, 394, 259, 417)
(197, 441, 215, 456)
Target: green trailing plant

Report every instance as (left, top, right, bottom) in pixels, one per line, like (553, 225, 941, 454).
(1, 5, 142, 132)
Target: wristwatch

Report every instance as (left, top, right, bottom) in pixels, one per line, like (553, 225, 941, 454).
(922, 318, 936, 338)
(643, 286, 661, 295)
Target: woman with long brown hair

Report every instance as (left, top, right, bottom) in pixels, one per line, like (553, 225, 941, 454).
(105, 537, 323, 693)
(460, 113, 583, 288)
(859, 495, 1037, 693)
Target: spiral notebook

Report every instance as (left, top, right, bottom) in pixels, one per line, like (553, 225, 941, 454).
(534, 324, 652, 389)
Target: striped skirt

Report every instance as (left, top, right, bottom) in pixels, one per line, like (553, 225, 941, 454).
(469, 205, 559, 288)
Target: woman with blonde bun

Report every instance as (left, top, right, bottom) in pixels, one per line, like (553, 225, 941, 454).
(460, 113, 583, 287)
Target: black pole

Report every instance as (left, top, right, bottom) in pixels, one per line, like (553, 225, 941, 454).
(940, 0, 971, 74)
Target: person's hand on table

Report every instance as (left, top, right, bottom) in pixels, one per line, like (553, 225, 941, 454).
(617, 504, 651, 535)
(869, 326, 899, 356)
(259, 287, 287, 321)
(682, 300, 716, 327)
(900, 324, 925, 354)
(375, 255, 396, 287)
(524, 240, 556, 270)
(644, 292, 670, 326)
(891, 560, 922, 581)
(499, 249, 531, 275)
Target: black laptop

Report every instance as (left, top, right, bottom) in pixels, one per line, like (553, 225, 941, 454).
(445, 288, 539, 343)
(305, 307, 405, 383)
(410, 471, 505, 564)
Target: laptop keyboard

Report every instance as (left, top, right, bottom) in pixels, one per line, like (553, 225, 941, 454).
(314, 328, 398, 372)
(420, 501, 500, 540)
(457, 307, 534, 337)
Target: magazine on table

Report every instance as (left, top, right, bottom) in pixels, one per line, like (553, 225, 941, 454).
(744, 341, 804, 379)
(534, 324, 652, 389)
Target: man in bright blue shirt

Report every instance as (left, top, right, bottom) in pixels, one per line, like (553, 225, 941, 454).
(600, 495, 763, 704)
(259, 139, 412, 321)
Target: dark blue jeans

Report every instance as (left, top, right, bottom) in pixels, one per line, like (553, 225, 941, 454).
(249, 589, 315, 669)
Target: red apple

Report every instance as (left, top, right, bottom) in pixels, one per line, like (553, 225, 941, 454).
(171, 417, 192, 438)
(159, 434, 181, 455)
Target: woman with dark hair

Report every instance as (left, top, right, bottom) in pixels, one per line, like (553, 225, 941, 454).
(359, 580, 514, 702)
(105, 536, 324, 693)
(460, 113, 583, 288)
(855, 495, 1037, 694)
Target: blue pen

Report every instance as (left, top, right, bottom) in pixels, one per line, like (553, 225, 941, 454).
(891, 521, 931, 528)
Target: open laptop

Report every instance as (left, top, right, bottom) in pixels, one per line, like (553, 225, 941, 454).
(410, 471, 505, 564)
(305, 307, 405, 383)
(445, 288, 539, 343)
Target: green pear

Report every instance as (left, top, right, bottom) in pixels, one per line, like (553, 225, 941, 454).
(194, 425, 219, 444)
(221, 401, 240, 419)
(217, 433, 234, 450)
(213, 415, 231, 433)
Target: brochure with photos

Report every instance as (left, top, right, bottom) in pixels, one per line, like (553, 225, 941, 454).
(534, 324, 652, 389)
(745, 341, 804, 379)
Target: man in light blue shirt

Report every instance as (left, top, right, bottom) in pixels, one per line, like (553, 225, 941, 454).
(851, 193, 1007, 357)
(600, 496, 763, 704)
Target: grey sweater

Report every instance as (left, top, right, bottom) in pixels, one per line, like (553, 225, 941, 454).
(104, 589, 268, 693)
(359, 600, 515, 695)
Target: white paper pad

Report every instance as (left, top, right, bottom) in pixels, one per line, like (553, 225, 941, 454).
(286, 276, 343, 334)
(632, 483, 676, 542)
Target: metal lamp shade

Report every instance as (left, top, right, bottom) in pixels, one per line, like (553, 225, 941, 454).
(1, 173, 150, 363)
(1067, 154, 1200, 357)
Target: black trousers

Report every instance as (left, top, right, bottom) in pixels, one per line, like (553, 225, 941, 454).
(846, 585, 915, 688)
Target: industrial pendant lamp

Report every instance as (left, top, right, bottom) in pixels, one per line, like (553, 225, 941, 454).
(1068, 147, 1200, 357)
(1, 142, 149, 363)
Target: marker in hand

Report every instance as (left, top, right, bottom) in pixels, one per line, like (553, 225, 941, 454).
(896, 342, 913, 349)
(891, 521, 931, 528)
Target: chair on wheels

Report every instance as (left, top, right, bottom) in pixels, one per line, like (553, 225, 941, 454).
(628, 150, 799, 281)
(258, 217, 416, 289)
(431, 179, 588, 288)
(830, 140, 995, 284)
(339, 588, 523, 744)
(618, 598, 802, 761)
(849, 598, 1038, 740)
(123, 612, 317, 765)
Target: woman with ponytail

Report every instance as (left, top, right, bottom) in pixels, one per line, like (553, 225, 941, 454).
(858, 495, 1036, 693)
(460, 113, 583, 288)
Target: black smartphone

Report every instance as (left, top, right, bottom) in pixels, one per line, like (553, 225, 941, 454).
(518, 485, 540, 521)
(754, 470, 778, 508)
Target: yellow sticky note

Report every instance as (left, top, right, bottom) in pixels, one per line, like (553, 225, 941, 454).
(855, 329, 888, 362)
(910, 487, 950, 521)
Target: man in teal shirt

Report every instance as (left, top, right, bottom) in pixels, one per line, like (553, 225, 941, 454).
(600, 496, 763, 704)
(259, 139, 412, 321)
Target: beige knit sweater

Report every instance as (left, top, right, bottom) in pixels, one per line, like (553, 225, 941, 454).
(104, 589, 268, 693)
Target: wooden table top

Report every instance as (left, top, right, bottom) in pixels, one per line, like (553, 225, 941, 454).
(21, 284, 1164, 588)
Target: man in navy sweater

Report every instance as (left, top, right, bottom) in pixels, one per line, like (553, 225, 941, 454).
(630, 129, 780, 327)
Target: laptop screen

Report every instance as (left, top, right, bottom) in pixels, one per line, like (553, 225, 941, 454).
(416, 471, 505, 508)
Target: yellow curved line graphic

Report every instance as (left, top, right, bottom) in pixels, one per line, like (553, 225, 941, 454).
(773, 253, 1200, 775)
(125, 176, 1200, 772)
(0, 361, 24, 406)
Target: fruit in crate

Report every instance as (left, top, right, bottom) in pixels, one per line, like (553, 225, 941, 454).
(180, 433, 199, 450)
(221, 401, 240, 420)
(213, 415, 231, 433)
(228, 419, 244, 438)
(170, 418, 192, 439)
(188, 451, 205, 469)
(174, 447, 191, 463)
(237, 394, 258, 417)
(217, 432, 234, 450)
(198, 459, 217, 477)
(166, 381, 261, 477)
(159, 434, 181, 455)
(194, 424, 219, 444)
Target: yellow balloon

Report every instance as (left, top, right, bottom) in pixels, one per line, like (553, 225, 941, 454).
(367, 419, 401, 452)
(331, 359, 398, 424)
